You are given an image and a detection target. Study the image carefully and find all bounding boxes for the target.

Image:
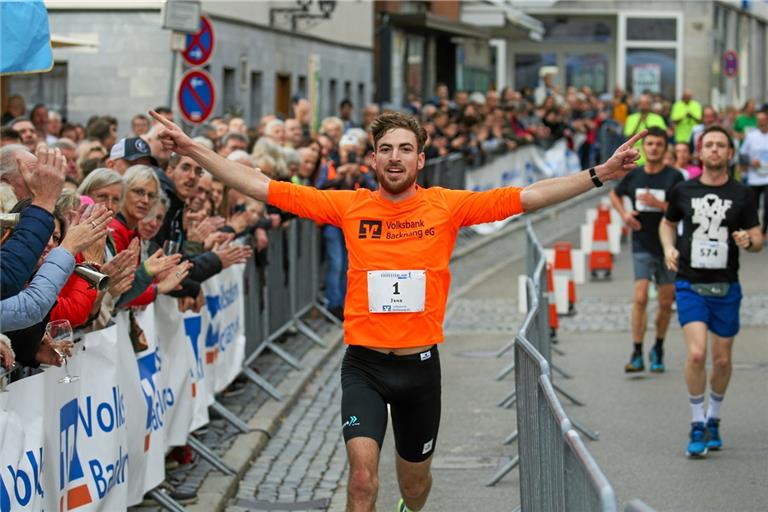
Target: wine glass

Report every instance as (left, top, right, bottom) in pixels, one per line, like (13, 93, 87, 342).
(45, 319, 79, 383)
(163, 239, 179, 255)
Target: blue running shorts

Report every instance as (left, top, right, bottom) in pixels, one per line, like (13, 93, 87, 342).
(675, 280, 742, 338)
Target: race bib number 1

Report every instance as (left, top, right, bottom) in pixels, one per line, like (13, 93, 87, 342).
(368, 270, 426, 313)
(691, 239, 728, 269)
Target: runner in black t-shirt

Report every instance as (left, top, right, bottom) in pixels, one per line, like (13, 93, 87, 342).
(611, 127, 685, 373)
(660, 126, 763, 458)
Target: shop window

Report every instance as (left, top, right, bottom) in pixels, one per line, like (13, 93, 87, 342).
(514, 53, 556, 91)
(566, 54, 608, 93)
(627, 18, 676, 42)
(223, 67, 237, 116)
(625, 48, 676, 99)
(8, 62, 68, 119)
(250, 72, 262, 126)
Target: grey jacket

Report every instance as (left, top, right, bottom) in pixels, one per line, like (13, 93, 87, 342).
(0, 247, 75, 332)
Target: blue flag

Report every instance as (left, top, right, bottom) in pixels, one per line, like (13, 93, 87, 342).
(0, 0, 52, 75)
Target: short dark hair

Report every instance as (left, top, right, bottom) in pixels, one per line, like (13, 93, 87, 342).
(221, 131, 248, 147)
(340, 99, 353, 109)
(154, 106, 172, 115)
(700, 125, 734, 150)
(369, 111, 428, 153)
(86, 119, 112, 143)
(644, 126, 668, 148)
(7, 116, 31, 128)
(0, 127, 21, 142)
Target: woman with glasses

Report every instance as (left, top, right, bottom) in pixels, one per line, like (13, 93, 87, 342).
(109, 166, 188, 310)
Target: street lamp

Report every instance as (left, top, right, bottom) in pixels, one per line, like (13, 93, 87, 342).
(292, 0, 337, 30)
(269, 0, 311, 28)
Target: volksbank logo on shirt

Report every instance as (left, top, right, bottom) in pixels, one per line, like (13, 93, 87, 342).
(358, 218, 435, 240)
(358, 220, 382, 239)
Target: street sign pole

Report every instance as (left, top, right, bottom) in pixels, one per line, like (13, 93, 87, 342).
(167, 48, 179, 109)
(161, 1, 199, 121)
(167, 31, 187, 114)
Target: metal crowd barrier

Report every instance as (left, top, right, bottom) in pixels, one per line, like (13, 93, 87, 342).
(598, 119, 625, 164)
(420, 153, 466, 189)
(487, 219, 656, 512)
(239, 218, 339, 402)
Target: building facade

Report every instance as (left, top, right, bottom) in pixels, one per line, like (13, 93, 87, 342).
(6, 0, 374, 133)
(473, 0, 768, 107)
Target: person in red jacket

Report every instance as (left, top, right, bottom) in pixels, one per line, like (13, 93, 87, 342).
(109, 165, 188, 308)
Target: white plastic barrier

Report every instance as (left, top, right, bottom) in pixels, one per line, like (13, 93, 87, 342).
(572, 249, 586, 284)
(553, 274, 570, 314)
(0, 266, 248, 510)
(466, 140, 582, 235)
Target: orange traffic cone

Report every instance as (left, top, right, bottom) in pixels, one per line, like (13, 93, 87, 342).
(589, 219, 612, 279)
(553, 241, 577, 315)
(596, 203, 612, 224)
(546, 262, 559, 340)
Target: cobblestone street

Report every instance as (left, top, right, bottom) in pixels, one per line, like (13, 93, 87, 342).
(226, 347, 347, 512)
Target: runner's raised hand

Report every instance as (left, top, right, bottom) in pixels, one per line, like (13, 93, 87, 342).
(148, 110, 196, 156)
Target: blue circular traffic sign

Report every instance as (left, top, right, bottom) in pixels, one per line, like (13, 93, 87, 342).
(183, 16, 214, 66)
(178, 69, 216, 124)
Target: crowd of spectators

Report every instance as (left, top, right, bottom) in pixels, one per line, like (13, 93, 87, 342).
(1, 81, 766, 500)
(2, 83, 766, 363)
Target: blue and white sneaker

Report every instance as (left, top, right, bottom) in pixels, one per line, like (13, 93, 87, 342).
(649, 347, 665, 373)
(687, 422, 708, 457)
(705, 418, 722, 451)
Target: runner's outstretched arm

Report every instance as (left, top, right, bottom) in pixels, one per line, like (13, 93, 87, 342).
(148, 110, 271, 202)
(659, 218, 679, 271)
(520, 130, 647, 212)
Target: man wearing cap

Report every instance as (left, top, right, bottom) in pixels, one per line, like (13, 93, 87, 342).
(107, 137, 155, 174)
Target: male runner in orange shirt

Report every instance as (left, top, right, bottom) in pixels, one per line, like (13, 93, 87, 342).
(150, 110, 644, 512)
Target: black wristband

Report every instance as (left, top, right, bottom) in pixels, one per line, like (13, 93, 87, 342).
(589, 167, 603, 188)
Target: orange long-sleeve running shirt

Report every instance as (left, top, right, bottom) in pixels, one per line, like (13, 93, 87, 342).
(268, 181, 524, 348)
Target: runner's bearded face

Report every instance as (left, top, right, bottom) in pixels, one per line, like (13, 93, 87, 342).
(372, 128, 424, 196)
(700, 132, 732, 173)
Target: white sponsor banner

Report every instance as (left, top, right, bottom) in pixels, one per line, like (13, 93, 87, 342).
(466, 140, 581, 234)
(111, 315, 156, 507)
(0, 373, 45, 512)
(70, 326, 131, 510)
(203, 263, 247, 394)
(127, 306, 169, 495)
(0, 266, 254, 509)
(42, 345, 87, 512)
(154, 296, 196, 447)
(182, 309, 212, 432)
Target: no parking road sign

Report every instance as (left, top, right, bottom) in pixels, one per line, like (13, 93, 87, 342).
(182, 15, 214, 66)
(178, 69, 215, 124)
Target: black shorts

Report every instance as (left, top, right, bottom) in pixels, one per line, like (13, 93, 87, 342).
(341, 345, 441, 462)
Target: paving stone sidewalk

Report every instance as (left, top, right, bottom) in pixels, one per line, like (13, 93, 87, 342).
(225, 347, 347, 512)
(444, 293, 768, 335)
